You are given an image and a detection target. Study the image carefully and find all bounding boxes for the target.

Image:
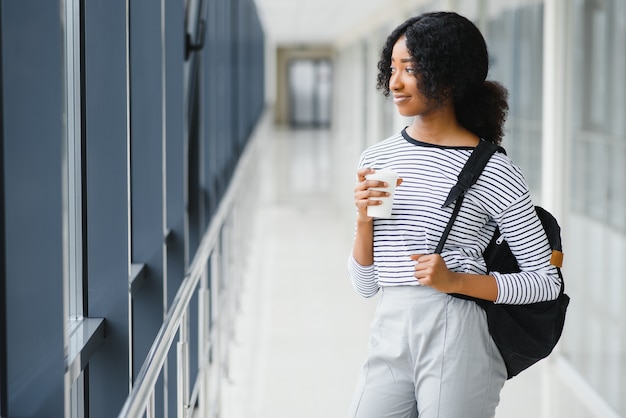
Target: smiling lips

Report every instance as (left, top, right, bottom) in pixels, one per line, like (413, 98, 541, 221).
(393, 95, 411, 104)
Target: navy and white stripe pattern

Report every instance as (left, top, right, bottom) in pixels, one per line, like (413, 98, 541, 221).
(348, 129, 562, 305)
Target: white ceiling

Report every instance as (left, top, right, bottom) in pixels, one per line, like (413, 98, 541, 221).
(253, 0, 403, 46)
(253, 1, 528, 46)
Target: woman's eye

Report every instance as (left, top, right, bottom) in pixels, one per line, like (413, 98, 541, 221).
(406, 67, 415, 74)
(390, 66, 396, 73)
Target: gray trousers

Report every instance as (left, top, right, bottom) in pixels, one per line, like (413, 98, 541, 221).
(348, 286, 507, 418)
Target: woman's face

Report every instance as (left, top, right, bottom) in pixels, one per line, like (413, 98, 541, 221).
(389, 36, 431, 117)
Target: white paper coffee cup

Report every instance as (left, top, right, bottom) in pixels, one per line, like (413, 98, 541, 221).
(365, 169, 399, 218)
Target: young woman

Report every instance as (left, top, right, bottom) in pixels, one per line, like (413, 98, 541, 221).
(347, 12, 562, 418)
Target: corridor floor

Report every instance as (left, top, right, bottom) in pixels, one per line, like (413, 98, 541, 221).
(221, 114, 542, 418)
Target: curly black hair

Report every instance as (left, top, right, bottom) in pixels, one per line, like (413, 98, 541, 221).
(377, 12, 508, 144)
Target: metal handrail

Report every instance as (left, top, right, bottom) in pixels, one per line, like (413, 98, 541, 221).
(118, 124, 260, 418)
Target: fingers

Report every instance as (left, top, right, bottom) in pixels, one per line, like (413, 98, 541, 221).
(356, 168, 403, 189)
(356, 167, 374, 182)
(410, 254, 449, 286)
(354, 191, 385, 215)
(410, 254, 438, 281)
(410, 254, 424, 283)
(410, 254, 432, 264)
(354, 184, 389, 205)
(354, 168, 394, 210)
(412, 255, 432, 274)
(354, 187, 389, 200)
(354, 179, 390, 193)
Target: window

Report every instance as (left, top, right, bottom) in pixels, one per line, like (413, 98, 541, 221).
(486, 3, 544, 200)
(571, 0, 626, 231)
(565, 1, 626, 415)
(63, 0, 85, 337)
(62, 0, 88, 416)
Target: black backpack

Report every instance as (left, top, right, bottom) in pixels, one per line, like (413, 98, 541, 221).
(436, 140, 570, 379)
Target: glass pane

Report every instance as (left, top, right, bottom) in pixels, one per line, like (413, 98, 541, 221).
(485, 3, 544, 199)
(566, 0, 626, 415)
(62, 0, 86, 414)
(610, 1, 626, 136)
(588, 10, 608, 129)
(289, 60, 317, 125)
(316, 61, 333, 126)
(62, 0, 84, 354)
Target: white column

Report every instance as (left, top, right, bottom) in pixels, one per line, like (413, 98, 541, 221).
(541, 1, 570, 417)
(541, 0, 570, 220)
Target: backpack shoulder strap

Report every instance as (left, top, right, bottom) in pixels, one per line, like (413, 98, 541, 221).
(534, 206, 564, 269)
(435, 141, 504, 254)
(441, 141, 503, 208)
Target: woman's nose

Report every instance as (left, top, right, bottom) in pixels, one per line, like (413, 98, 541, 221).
(390, 72, 402, 91)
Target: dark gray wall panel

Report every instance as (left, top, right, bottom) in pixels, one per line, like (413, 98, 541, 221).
(1, 1, 64, 416)
(83, 1, 131, 417)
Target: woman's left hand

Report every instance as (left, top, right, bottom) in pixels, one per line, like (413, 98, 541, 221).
(409, 254, 461, 294)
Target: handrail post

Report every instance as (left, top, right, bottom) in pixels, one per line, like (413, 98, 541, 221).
(198, 265, 210, 418)
(177, 311, 189, 418)
(212, 240, 221, 415)
(146, 391, 155, 418)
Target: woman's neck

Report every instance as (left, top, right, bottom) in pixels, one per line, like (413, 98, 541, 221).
(407, 105, 479, 147)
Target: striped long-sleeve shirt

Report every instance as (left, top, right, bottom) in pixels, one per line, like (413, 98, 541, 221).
(347, 129, 562, 305)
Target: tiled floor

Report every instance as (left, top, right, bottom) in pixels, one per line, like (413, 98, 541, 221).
(222, 114, 541, 418)
(222, 118, 375, 418)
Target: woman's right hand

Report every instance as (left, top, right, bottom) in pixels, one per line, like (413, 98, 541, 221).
(354, 168, 401, 222)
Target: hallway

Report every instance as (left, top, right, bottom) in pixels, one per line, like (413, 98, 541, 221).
(221, 116, 376, 417)
(221, 114, 542, 418)
(5, 2, 626, 416)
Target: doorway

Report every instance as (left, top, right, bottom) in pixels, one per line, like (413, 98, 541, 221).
(287, 59, 332, 128)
